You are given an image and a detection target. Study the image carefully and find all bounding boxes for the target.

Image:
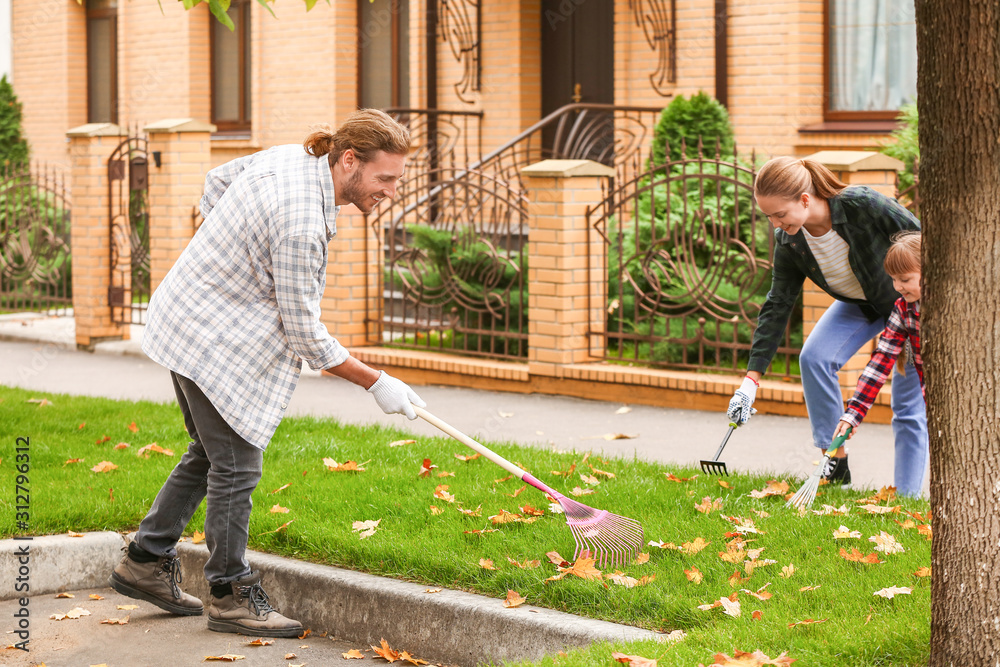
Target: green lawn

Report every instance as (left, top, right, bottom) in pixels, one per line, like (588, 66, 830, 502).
(0, 385, 931, 666)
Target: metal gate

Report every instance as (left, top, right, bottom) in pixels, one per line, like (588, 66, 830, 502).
(107, 133, 151, 324)
(0, 163, 72, 315)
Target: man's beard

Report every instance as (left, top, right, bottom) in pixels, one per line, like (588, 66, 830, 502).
(340, 167, 373, 212)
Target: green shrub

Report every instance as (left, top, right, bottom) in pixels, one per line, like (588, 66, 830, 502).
(0, 75, 29, 170)
(651, 91, 735, 166)
(881, 101, 918, 192)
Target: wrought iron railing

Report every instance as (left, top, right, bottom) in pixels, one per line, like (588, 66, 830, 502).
(587, 141, 803, 380)
(383, 107, 484, 173)
(0, 162, 72, 316)
(107, 131, 151, 325)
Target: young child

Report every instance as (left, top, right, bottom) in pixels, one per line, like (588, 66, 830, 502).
(834, 231, 924, 442)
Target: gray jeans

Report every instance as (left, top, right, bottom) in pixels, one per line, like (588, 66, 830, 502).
(134, 372, 264, 586)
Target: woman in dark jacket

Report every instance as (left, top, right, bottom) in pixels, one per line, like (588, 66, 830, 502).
(726, 156, 926, 496)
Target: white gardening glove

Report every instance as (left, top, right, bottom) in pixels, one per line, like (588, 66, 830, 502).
(726, 377, 758, 425)
(367, 371, 426, 420)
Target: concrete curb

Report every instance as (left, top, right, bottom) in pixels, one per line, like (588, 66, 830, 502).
(1, 533, 666, 665)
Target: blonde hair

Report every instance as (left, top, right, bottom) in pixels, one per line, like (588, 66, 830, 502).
(754, 156, 848, 201)
(303, 109, 410, 164)
(884, 231, 922, 376)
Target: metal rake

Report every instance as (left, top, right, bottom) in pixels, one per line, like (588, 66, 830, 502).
(414, 406, 644, 568)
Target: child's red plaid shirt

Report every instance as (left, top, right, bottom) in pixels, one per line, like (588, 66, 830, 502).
(842, 297, 924, 428)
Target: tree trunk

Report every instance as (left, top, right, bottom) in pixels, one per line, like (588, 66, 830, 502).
(916, 1, 1000, 664)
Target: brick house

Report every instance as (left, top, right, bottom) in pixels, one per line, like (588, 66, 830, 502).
(12, 0, 916, 170)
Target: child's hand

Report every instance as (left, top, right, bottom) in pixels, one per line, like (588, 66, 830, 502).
(833, 420, 856, 440)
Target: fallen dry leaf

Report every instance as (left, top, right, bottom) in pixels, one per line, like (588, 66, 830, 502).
(839, 547, 883, 564)
(519, 504, 544, 517)
(720, 596, 741, 617)
(116, 605, 138, 610)
(718, 479, 731, 489)
(127, 421, 139, 433)
(874, 586, 912, 599)
(372, 638, 401, 662)
(89, 594, 105, 600)
(433, 485, 456, 503)
(799, 585, 821, 592)
(64, 458, 84, 466)
(192, 530, 206, 544)
(100, 616, 130, 625)
(569, 486, 595, 497)
(425, 588, 442, 593)
(342, 649, 364, 659)
(749, 480, 790, 498)
(436, 471, 455, 478)
(490, 509, 528, 525)
(551, 463, 577, 477)
(418, 458, 437, 477)
(55, 593, 75, 598)
(270, 483, 292, 494)
(634, 552, 650, 565)
(833, 525, 862, 539)
(399, 651, 428, 666)
(917, 524, 933, 540)
(779, 563, 796, 578)
(788, 618, 827, 628)
(136, 443, 174, 458)
(389, 439, 417, 447)
(664, 473, 697, 483)
(245, 638, 273, 646)
(502, 590, 527, 608)
(614, 406, 632, 415)
(479, 558, 497, 570)
(90, 461, 118, 473)
(96, 434, 111, 444)
(812, 504, 851, 516)
(611, 652, 657, 666)
(546, 551, 570, 567)
(680, 537, 711, 555)
(429, 505, 444, 515)
(590, 468, 617, 479)
(857, 486, 897, 504)
(914, 566, 932, 578)
(49, 607, 91, 620)
(546, 555, 603, 582)
(323, 458, 367, 472)
(462, 528, 498, 535)
(285, 654, 298, 660)
(258, 519, 294, 536)
(695, 496, 723, 514)
(869, 531, 905, 554)
(507, 558, 541, 569)
(859, 504, 901, 515)
(498, 410, 514, 418)
(704, 649, 795, 666)
(728, 571, 749, 588)
(270, 504, 290, 514)
(454, 452, 481, 462)
(114, 442, 130, 450)
(204, 656, 245, 662)
(506, 485, 528, 498)
(457, 505, 482, 517)
(352, 519, 381, 539)
(685, 567, 704, 584)
(579, 473, 601, 485)
(27, 397, 52, 406)
(741, 583, 773, 601)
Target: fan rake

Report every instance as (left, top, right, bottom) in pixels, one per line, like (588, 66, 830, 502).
(414, 406, 644, 567)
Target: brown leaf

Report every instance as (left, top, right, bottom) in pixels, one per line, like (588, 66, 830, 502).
(633, 552, 650, 565)
(856, 486, 897, 504)
(579, 473, 601, 485)
(89, 594, 105, 600)
(90, 461, 118, 473)
(456, 504, 482, 517)
(64, 458, 84, 466)
(490, 509, 524, 525)
(591, 468, 617, 479)
(100, 615, 130, 625)
(799, 585, 821, 592)
(479, 558, 496, 570)
(748, 480, 790, 498)
(245, 638, 273, 646)
(270, 504, 290, 514)
(55, 593, 75, 598)
(128, 421, 139, 433)
(454, 452, 481, 461)
(664, 473, 697, 483)
(680, 537, 711, 555)
(116, 604, 138, 610)
(859, 504, 901, 515)
(27, 398, 53, 407)
(611, 652, 658, 666)
(718, 479, 731, 489)
(685, 567, 704, 584)
(418, 458, 437, 477)
(546, 555, 602, 582)
(78, 422, 86, 429)
(519, 504, 544, 516)
(136, 443, 174, 458)
(740, 583, 772, 601)
(399, 651, 428, 665)
(258, 519, 294, 536)
(204, 655, 245, 662)
(551, 463, 577, 477)
(914, 566, 932, 578)
(507, 484, 528, 498)
(494, 474, 513, 484)
(372, 638, 401, 662)
(324, 458, 366, 472)
(433, 485, 456, 503)
(285, 654, 299, 660)
(695, 496, 723, 514)
(917, 524, 933, 540)
(507, 557, 541, 569)
(462, 528, 498, 535)
(751, 610, 763, 621)
(114, 442, 130, 450)
(839, 547, 883, 564)
(429, 505, 444, 515)
(546, 551, 570, 567)
(788, 618, 827, 629)
(502, 589, 527, 608)
(727, 571, 749, 588)
(705, 649, 796, 666)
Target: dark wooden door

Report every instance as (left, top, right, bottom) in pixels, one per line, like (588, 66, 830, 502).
(541, 0, 615, 162)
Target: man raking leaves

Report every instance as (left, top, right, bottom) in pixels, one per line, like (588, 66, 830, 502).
(109, 110, 425, 637)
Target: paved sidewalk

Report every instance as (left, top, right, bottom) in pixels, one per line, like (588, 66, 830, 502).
(0, 313, 919, 492)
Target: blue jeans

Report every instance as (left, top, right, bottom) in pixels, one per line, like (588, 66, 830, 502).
(799, 301, 928, 496)
(134, 372, 264, 585)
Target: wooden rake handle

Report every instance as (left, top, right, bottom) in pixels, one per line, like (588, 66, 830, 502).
(414, 406, 527, 480)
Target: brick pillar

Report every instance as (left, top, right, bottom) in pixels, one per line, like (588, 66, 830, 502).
(322, 208, 378, 348)
(802, 151, 904, 392)
(67, 123, 128, 350)
(144, 118, 217, 293)
(522, 159, 613, 377)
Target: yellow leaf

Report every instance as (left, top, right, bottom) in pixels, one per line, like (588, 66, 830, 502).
(579, 473, 601, 485)
(245, 638, 273, 646)
(839, 547, 882, 564)
(388, 439, 417, 447)
(89, 594, 105, 600)
(55, 593, 75, 598)
(372, 638, 401, 662)
(695, 496, 723, 514)
(114, 442, 130, 450)
(342, 649, 364, 659)
(779, 563, 796, 578)
(569, 486, 595, 496)
(869, 531, 905, 554)
(479, 558, 496, 570)
(433, 484, 456, 503)
(507, 558, 541, 569)
(270, 483, 292, 494)
(680, 537, 711, 555)
(502, 589, 526, 608)
(633, 552, 650, 565)
(611, 652, 657, 666)
(204, 656, 245, 662)
(116, 605, 138, 610)
(454, 452, 481, 461)
(90, 461, 118, 473)
(748, 480, 789, 498)
(684, 567, 703, 584)
(429, 505, 444, 515)
(192, 530, 206, 544)
(547, 555, 602, 582)
(740, 583, 772, 601)
(258, 519, 294, 536)
(718, 479, 731, 489)
(64, 458, 84, 465)
(270, 504, 290, 514)
(489, 509, 523, 525)
(799, 585, 821, 592)
(457, 505, 482, 517)
(323, 458, 366, 472)
(607, 571, 639, 588)
(833, 525, 862, 539)
(914, 566, 932, 578)
(789, 618, 828, 628)
(100, 616, 130, 625)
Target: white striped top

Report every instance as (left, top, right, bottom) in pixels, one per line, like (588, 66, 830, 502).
(801, 227, 866, 299)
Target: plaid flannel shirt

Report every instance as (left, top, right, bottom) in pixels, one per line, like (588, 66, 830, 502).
(842, 298, 924, 427)
(748, 186, 920, 374)
(142, 144, 348, 450)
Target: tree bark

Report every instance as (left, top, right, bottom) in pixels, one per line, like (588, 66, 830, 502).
(916, 1, 1000, 665)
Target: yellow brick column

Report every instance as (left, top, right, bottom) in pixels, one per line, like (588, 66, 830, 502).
(802, 151, 905, 394)
(322, 208, 378, 348)
(144, 119, 217, 293)
(67, 123, 128, 350)
(522, 159, 614, 378)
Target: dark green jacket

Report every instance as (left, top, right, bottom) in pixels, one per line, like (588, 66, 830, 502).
(747, 185, 920, 375)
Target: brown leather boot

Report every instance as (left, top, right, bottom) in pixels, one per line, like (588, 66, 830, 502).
(207, 571, 303, 637)
(109, 550, 204, 616)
